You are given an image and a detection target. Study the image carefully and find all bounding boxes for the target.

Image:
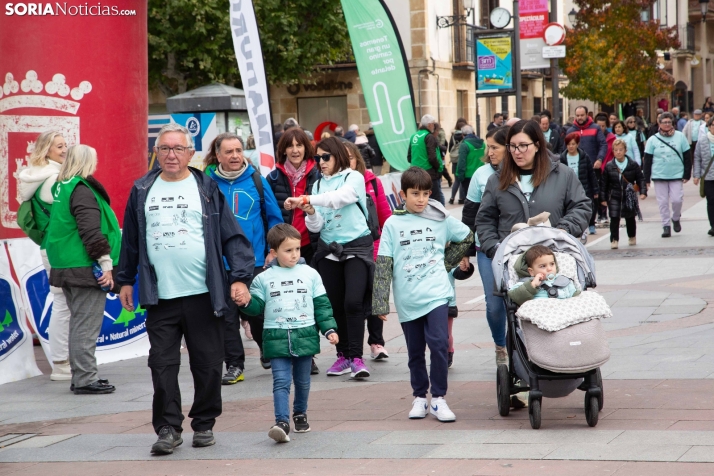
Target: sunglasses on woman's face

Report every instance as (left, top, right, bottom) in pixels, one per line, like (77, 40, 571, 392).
(314, 153, 332, 162)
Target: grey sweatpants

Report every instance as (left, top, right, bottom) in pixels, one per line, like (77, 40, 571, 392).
(62, 286, 106, 388)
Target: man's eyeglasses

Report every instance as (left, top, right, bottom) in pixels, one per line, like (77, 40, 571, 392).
(156, 145, 191, 156)
(314, 153, 332, 162)
(507, 142, 535, 153)
(660, 121, 673, 125)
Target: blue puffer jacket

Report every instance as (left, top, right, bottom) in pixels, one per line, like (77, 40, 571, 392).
(206, 164, 284, 266)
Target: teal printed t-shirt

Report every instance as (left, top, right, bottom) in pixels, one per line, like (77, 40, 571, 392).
(145, 174, 209, 299)
(447, 268, 457, 307)
(311, 170, 370, 244)
(378, 213, 471, 323)
(249, 264, 326, 330)
(517, 173, 534, 199)
(644, 132, 690, 180)
(543, 129, 551, 143)
(566, 154, 579, 173)
(466, 164, 496, 247)
(615, 158, 628, 173)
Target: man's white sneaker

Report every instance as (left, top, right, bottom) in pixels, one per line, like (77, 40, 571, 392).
(430, 397, 456, 422)
(408, 397, 428, 419)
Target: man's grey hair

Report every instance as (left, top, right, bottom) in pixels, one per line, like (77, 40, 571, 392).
(671, 107, 679, 113)
(283, 117, 299, 131)
(348, 124, 359, 132)
(461, 125, 474, 135)
(420, 114, 436, 128)
(659, 112, 675, 123)
(334, 126, 344, 136)
(156, 123, 194, 149)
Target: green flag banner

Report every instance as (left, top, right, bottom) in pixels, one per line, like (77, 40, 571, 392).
(341, 0, 417, 171)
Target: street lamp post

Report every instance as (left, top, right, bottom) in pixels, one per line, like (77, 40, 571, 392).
(700, 0, 710, 22)
(568, 8, 577, 26)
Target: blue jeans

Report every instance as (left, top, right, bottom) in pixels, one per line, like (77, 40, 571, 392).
(400, 304, 449, 398)
(271, 355, 312, 423)
(477, 251, 507, 347)
(431, 179, 445, 205)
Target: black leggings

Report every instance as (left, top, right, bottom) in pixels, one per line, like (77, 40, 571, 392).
(705, 181, 714, 229)
(610, 216, 636, 242)
(317, 258, 369, 359)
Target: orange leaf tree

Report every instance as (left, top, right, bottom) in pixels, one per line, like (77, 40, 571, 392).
(561, 0, 680, 104)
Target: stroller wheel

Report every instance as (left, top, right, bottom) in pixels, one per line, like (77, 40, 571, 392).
(528, 398, 541, 429)
(595, 368, 604, 411)
(585, 394, 599, 427)
(496, 364, 511, 417)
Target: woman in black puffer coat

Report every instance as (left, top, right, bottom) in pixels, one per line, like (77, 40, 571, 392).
(560, 132, 599, 234)
(600, 139, 647, 249)
(267, 128, 321, 264)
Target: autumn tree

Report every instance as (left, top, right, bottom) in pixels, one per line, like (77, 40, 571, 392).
(561, 0, 680, 104)
(148, 0, 352, 96)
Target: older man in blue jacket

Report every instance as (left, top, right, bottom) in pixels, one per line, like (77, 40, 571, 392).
(204, 133, 283, 383)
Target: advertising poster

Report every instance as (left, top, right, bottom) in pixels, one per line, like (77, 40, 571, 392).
(519, 0, 550, 69)
(341, 0, 417, 171)
(476, 33, 514, 94)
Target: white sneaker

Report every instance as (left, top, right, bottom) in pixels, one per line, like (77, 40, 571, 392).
(408, 397, 428, 419)
(50, 361, 71, 381)
(430, 397, 456, 422)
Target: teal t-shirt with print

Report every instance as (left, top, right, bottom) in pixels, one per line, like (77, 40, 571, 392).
(644, 132, 690, 180)
(615, 158, 628, 173)
(311, 170, 370, 244)
(378, 213, 471, 323)
(543, 129, 551, 143)
(145, 174, 209, 299)
(566, 154, 579, 173)
(249, 264, 326, 330)
(517, 173, 534, 199)
(466, 164, 496, 247)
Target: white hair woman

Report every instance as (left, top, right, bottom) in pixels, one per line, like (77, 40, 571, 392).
(17, 131, 73, 381)
(45, 144, 121, 395)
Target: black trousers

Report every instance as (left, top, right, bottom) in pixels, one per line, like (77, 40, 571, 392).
(223, 300, 245, 369)
(146, 292, 224, 434)
(705, 181, 714, 229)
(367, 315, 385, 346)
(401, 304, 449, 398)
(317, 258, 369, 359)
(225, 267, 265, 359)
(609, 215, 637, 242)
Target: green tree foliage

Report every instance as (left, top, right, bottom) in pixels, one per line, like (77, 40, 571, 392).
(148, 0, 352, 96)
(561, 0, 680, 104)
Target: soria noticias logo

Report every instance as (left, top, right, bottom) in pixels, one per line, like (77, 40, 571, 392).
(4, 3, 137, 16)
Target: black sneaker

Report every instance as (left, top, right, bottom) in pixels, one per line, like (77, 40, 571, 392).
(293, 413, 310, 433)
(222, 366, 244, 385)
(268, 421, 291, 442)
(311, 358, 319, 375)
(151, 425, 182, 455)
(662, 226, 671, 238)
(70, 378, 108, 392)
(709, 229, 714, 236)
(672, 220, 682, 233)
(448, 351, 454, 369)
(73, 381, 115, 395)
(260, 350, 271, 369)
(192, 430, 215, 447)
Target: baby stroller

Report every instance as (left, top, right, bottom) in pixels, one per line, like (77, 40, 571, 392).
(491, 226, 611, 429)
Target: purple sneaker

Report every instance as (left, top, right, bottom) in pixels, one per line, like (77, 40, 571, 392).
(350, 357, 370, 379)
(326, 354, 351, 376)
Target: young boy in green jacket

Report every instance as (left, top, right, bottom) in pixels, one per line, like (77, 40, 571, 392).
(241, 224, 338, 443)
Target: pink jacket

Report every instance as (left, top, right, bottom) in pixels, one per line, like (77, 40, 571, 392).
(364, 170, 392, 260)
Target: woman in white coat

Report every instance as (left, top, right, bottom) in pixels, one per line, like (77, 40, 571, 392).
(17, 131, 72, 381)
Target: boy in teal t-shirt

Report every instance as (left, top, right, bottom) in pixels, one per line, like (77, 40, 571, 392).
(373, 167, 474, 422)
(241, 224, 339, 443)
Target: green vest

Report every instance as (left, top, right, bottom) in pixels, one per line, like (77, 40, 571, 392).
(463, 141, 486, 179)
(45, 176, 121, 269)
(410, 129, 443, 172)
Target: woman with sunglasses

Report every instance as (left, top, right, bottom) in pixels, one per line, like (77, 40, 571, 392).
(475, 120, 591, 262)
(284, 137, 374, 379)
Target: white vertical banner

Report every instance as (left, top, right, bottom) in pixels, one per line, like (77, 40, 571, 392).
(229, 0, 276, 175)
(0, 242, 41, 385)
(7, 237, 150, 366)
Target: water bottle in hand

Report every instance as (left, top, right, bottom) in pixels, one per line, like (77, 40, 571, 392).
(92, 262, 110, 292)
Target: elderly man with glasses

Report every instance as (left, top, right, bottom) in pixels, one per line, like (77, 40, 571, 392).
(116, 123, 255, 455)
(643, 112, 692, 237)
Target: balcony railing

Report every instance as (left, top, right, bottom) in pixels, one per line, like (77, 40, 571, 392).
(454, 24, 477, 69)
(679, 23, 695, 52)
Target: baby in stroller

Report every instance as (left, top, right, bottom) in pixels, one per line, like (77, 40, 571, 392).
(507, 245, 580, 305)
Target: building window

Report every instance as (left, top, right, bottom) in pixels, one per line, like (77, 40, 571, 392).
(479, 0, 500, 27)
(534, 97, 542, 114)
(501, 95, 509, 118)
(457, 90, 469, 122)
(296, 96, 348, 135)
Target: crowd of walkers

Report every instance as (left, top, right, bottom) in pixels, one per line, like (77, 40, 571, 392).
(15, 103, 709, 454)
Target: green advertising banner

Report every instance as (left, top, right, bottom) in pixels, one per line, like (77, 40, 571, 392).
(341, 0, 416, 171)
